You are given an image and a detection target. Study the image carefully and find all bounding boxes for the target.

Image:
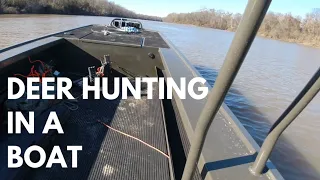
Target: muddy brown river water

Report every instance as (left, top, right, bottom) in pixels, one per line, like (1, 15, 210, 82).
(0, 15, 319, 180)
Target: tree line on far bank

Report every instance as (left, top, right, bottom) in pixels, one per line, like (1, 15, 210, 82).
(164, 8, 320, 48)
(0, 0, 161, 21)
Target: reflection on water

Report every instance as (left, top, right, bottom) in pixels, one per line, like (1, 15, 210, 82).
(1, 14, 320, 180)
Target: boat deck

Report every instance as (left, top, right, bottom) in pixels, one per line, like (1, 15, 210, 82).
(56, 25, 170, 48)
(24, 84, 171, 180)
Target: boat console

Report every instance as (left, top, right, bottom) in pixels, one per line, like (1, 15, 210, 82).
(110, 18, 143, 30)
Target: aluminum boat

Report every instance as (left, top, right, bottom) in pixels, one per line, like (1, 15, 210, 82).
(0, 0, 319, 179)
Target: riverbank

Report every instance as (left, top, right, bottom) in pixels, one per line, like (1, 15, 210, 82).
(166, 21, 320, 49)
(0, 0, 161, 21)
(259, 33, 320, 49)
(164, 9, 320, 48)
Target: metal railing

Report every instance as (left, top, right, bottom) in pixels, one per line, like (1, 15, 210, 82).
(250, 68, 320, 175)
(181, 0, 320, 179)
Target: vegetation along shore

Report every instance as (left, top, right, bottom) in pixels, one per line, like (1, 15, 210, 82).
(0, 0, 161, 21)
(164, 8, 320, 48)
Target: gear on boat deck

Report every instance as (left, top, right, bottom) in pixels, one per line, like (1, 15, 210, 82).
(26, 84, 171, 180)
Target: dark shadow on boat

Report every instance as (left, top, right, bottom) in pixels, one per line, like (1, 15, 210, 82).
(193, 64, 320, 180)
(25, 42, 132, 180)
(200, 153, 268, 179)
(0, 43, 132, 180)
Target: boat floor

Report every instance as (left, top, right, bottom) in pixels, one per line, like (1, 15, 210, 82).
(1, 83, 171, 180)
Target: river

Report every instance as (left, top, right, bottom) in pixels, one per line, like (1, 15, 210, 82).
(0, 15, 319, 180)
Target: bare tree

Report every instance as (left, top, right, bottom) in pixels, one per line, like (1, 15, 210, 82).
(0, 0, 162, 21)
(163, 8, 320, 47)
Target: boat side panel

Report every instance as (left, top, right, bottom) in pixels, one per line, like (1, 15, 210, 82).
(159, 42, 283, 180)
(0, 37, 63, 68)
(0, 25, 92, 53)
(0, 37, 64, 88)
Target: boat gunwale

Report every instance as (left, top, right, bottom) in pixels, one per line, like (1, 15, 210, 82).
(0, 25, 92, 54)
(158, 32, 284, 180)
